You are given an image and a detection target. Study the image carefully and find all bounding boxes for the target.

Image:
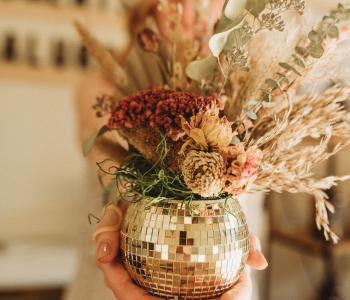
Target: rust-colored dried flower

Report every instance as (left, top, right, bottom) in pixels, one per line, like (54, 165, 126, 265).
(182, 150, 226, 197)
(116, 123, 184, 171)
(137, 29, 160, 53)
(107, 87, 222, 141)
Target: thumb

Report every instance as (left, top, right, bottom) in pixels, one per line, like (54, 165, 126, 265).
(247, 232, 268, 270)
(93, 205, 123, 265)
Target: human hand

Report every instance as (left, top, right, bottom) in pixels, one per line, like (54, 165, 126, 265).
(93, 202, 160, 300)
(93, 204, 268, 300)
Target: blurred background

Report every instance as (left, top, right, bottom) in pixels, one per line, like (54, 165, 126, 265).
(0, 0, 349, 300)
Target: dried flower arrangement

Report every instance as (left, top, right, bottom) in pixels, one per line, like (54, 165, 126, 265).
(77, 0, 350, 243)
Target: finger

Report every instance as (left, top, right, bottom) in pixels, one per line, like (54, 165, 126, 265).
(117, 198, 130, 215)
(95, 230, 120, 265)
(101, 257, 160, 300)
(94, 205, 123, 264)
(219, 267, 252, 300)
(247, 232, 268, 270)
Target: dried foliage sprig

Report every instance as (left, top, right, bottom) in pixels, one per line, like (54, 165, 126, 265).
(74, 20, 128, 86)
(239, 4, 350, 143)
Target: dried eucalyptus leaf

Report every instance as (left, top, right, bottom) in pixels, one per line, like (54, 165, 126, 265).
(326, 25, 339, 38)
(216, 1, 233, 33)
(221, 12, 248, 32)
(245, 0, 265, 17)
(307, 44, 324, 59)
(231, 136, 240, 145)
(243, 107, 257, 119)
(279, 62, 292, 70)
(260, 89, 273, 95)
(331, 9, 338, 19)
(338, 11, 350, 20)
(224, 29, 242, 51)
(308, 30, 323, 44)
(279, 62, 302, 76)
(259, 89, 271, 101)
(277, 72, 290, 84)
(276, 72, 286, 78)
(83, 125, 109, 157)
(246, 98, 261, 105)
(216, 0, 247, 33)
(209, 13, 247, 57)
(265, 79, 283, 93)
(338, 3, 345, 12)
(225, 0, 247, 21)
(186, 54, 217, 81)
(323, 16, 335, 24)
(292, 54, 305, 68)
(262, 102, 277, 107)
(295, 46, 308, 56)
(282, 77, 289, 84)
(291, 67, 302, 76)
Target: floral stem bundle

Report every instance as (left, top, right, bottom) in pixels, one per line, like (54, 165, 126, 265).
(79, 0, 350, 243)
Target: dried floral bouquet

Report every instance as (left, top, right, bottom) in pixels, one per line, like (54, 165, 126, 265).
(78, 0, 350, 243)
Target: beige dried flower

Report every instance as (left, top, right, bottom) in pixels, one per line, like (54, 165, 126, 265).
(180, 109, 236, 154)
(182, 150, 226, 197)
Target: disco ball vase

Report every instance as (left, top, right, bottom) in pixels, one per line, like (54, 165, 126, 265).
(120, 198, 249, 299)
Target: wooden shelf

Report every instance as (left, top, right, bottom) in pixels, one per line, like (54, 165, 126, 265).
(0, 0, 127, 29)
(0, 61, 95, 85)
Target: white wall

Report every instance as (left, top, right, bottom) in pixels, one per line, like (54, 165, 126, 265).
(0, 79, 88, 243)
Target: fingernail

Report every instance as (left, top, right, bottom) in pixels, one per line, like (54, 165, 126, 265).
(257, 251, 268, 267)
(98, 240, 112, 261)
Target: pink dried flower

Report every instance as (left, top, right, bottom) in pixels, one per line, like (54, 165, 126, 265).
(108, 88, 223, 140)
(137, 29, 160, 53)
(223, 143, 263, 195)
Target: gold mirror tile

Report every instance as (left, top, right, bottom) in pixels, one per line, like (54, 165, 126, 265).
(176, 253, 184, 261)
(177, 224, 185, 231)
(184, 217, 192, 224)
(193, 239, 200, 246)
(177, 209, 184, 216)
(205, 217, 213, 225)
(200, 239, 208, 246)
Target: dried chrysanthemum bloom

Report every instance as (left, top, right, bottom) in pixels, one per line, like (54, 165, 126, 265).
(182, 150, 226, 197)
(180, 110, 237, 153)
(108, 87, 222, 140)
(223, 143, 263, 195)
